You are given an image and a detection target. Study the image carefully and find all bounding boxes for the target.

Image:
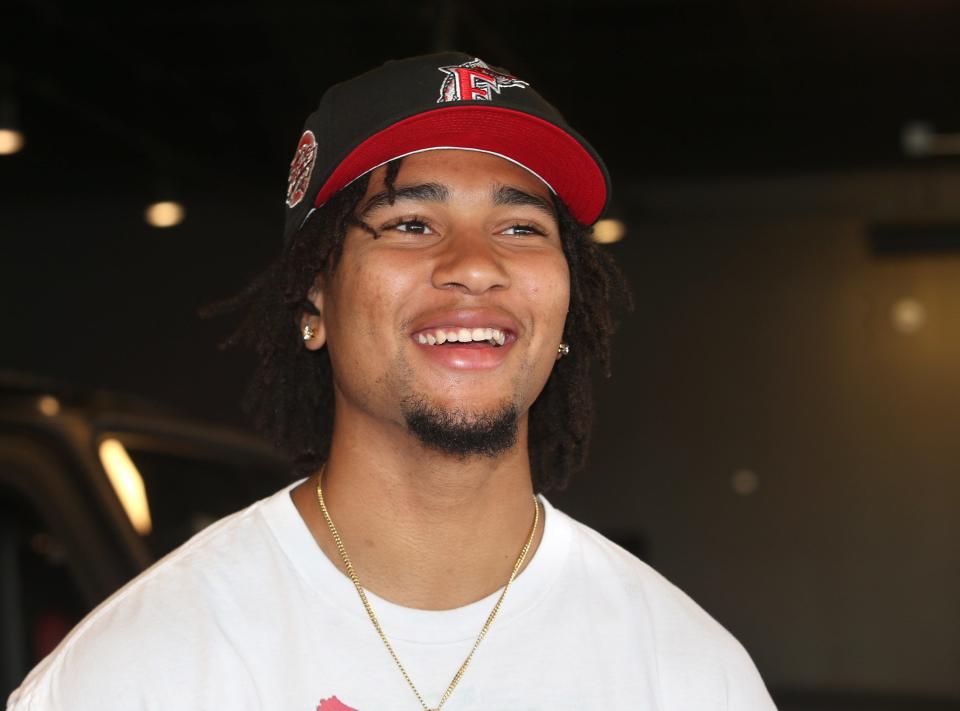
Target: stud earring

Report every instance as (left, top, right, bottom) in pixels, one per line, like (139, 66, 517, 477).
(557, 342, 570, 358)
(302, 324, 315, 342)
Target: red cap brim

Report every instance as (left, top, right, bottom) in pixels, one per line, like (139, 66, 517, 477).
(312, 105, 608, 225)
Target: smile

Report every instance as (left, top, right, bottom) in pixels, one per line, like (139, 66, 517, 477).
(414, 327, 507, 347)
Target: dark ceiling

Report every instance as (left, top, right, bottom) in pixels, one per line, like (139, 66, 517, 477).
(5, 0, 960, 205)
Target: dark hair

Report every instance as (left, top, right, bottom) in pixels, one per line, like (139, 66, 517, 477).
(204, 160, 630, 492)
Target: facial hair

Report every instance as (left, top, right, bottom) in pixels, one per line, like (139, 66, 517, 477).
(400, 395, 519, 459)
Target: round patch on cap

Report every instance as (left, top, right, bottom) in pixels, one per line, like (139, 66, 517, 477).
(286, 130, 318, 208)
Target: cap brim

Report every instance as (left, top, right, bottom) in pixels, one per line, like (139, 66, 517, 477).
(312, 105, 608, 225)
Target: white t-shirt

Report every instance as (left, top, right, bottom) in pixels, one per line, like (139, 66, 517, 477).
(8, 483, 776, 710)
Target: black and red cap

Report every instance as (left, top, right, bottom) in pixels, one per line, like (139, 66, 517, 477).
(282, 52, 610, 242)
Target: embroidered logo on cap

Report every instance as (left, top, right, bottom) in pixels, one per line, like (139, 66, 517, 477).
(437, 58, 529, 103)
(286, 130, 318, 208)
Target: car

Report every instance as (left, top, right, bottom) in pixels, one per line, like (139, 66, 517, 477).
(0, 372, 291, 698)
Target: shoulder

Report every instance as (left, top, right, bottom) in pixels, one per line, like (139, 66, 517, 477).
(552, 505, 776, 710)
(7, 490, 288, 709)
(560, 510, 739, 650)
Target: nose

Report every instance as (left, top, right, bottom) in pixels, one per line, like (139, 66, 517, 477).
(431, 228, 511, 295)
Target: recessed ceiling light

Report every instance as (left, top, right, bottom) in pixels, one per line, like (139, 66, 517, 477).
(145, 201, 186, 228)
(593, 218, 625, 244)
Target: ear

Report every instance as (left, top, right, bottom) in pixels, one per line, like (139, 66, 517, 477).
(299, 279, 327, 351)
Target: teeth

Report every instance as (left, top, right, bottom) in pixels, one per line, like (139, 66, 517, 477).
(416, 327, 507, 346)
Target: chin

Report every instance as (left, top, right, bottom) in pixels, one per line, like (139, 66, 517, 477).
(399, 395, 520, 459)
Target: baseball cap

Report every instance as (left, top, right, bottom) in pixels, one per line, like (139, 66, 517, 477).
(282, 52, 610, 242)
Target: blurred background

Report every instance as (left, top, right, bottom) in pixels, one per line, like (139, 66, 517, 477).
(2, 0, 959, 707)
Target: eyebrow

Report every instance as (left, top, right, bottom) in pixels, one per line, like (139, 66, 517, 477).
(491, 184, 556, 221)
(359, 182, 450, 217)
(358, 181, 557, 222)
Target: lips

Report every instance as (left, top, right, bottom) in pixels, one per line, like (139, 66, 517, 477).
(410, 309, 520, 338)
(409, 309, 519, 370)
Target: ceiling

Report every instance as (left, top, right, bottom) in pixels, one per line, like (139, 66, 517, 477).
(5, 0, 960, 207)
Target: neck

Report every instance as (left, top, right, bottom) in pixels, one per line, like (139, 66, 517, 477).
(290, 408, 543, 610)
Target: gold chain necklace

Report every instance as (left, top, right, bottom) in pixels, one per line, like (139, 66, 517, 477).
(315, 471, 540, 711)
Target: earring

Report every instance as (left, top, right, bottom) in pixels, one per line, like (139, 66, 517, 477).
(302, 324, 315, 342)
(557, 342, 570, 358)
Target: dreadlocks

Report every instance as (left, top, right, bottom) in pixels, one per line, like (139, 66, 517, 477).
(204, 159, 630, 493)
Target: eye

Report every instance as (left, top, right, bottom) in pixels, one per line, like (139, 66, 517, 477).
(383, 216, 435, 236)
(502, 223, 546, 237)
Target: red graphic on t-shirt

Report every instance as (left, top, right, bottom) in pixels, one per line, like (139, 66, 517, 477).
(316, 696, 357, 711)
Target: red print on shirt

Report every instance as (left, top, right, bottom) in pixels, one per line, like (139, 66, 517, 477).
(316, 697, 357, 711)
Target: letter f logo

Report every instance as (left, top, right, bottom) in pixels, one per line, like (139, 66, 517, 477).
(438, 58, 529, 103)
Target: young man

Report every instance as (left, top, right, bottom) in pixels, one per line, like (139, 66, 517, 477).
(8, 53, 776, 710)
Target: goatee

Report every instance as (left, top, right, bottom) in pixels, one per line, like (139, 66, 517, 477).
(401, 396, 519, 458)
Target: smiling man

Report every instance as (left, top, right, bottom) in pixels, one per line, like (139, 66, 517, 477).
(8, 54, 776, 711)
